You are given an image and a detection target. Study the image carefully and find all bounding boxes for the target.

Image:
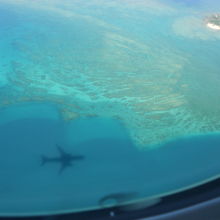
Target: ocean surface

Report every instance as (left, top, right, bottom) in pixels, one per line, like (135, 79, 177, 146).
(0, 0, 220, 216)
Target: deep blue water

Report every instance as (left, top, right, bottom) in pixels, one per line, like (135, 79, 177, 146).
(0, 103, 220, 215)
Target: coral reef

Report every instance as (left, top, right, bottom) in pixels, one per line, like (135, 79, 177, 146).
(1, 0, 220, 148)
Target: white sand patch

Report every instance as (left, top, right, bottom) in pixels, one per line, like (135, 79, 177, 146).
(207, 22, 220, 30)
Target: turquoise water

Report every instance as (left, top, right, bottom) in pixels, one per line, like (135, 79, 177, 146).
(0, 0, 220, 215)
(0, 103, 220, 215)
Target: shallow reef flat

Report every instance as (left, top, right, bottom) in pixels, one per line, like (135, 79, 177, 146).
(1, 0, 220, 148)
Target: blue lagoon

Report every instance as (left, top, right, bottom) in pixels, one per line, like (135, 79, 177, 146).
(0, 0, 220, 216)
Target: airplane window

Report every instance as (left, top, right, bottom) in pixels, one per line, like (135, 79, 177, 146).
(0, 0, 220, 219)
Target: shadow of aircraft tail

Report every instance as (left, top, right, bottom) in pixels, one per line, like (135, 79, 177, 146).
(41, 155, 49, 166)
